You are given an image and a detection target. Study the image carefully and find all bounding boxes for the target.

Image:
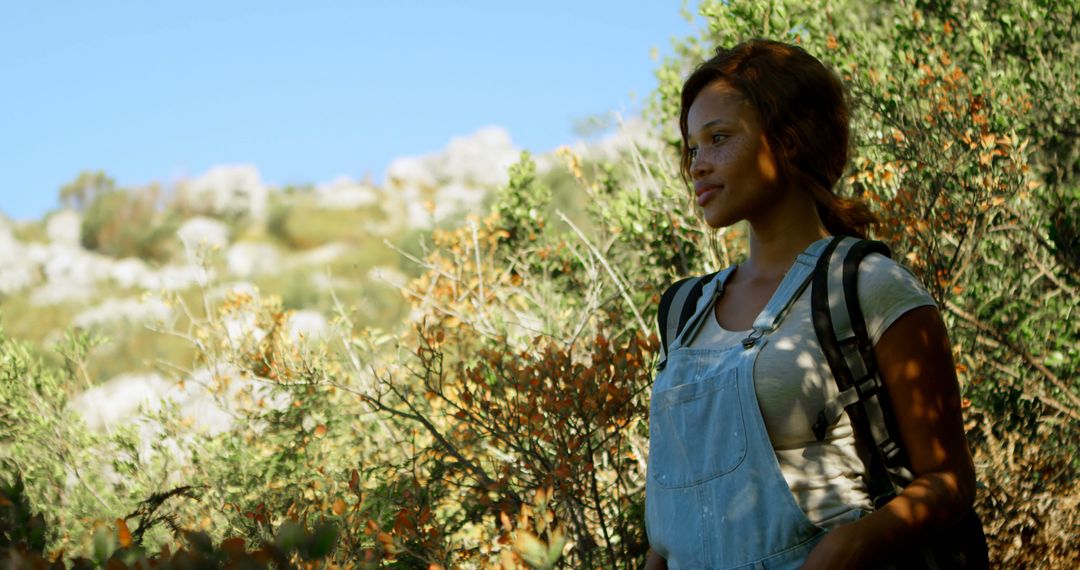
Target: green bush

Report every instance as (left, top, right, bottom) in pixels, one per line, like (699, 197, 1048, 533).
(268, 198, 384, 251)
(80, 184, 180, 262)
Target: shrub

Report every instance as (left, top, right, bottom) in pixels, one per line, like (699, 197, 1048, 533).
(80, 184, 180, 262)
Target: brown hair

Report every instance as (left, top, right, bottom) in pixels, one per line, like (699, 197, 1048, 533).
(679, 39, 877, 238)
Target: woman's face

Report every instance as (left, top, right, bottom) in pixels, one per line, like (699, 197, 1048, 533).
(686, 80, 782, 229)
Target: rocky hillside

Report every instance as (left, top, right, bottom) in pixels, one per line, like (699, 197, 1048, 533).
(0, 118, 660, 439)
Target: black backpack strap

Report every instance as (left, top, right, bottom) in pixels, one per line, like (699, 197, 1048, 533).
(815, 238, 989, 567)
(658, 276, 698, 360)
(811, 236, 912, 506)
(656, 270, 721, 371)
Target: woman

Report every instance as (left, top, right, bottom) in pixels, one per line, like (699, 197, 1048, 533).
(643, 40, 976, 569)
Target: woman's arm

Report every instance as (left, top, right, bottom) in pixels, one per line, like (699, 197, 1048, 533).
(802, 305, 976, 569)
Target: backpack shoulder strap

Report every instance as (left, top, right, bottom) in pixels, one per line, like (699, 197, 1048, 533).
(810, 236, 915, 505)
(657, 276, 698, 359)
(656, 270, 721, 370)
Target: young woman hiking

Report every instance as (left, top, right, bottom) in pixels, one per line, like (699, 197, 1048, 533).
(643, 40, 976, 569)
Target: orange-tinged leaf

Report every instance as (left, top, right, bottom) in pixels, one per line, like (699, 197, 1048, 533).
(377, 531, 395, 553)
(394, 510, 412, 534)
(116, 518, 132, 548)
(333, 498, 347, 516)
(314, 424, 328, 437)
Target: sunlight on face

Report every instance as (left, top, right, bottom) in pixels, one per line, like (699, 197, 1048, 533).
(685, 80, 781, 228)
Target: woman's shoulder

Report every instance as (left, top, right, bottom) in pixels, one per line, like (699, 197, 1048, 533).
(854, 252, 938, 345)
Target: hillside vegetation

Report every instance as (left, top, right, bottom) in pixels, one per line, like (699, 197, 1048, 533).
(2, 1, 1077, 568)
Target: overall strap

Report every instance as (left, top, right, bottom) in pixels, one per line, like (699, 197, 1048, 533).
(810, 236, 915, 506)
(740, 236, 833, 348)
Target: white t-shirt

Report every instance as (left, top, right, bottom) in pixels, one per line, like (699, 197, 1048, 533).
(687, 253, 937, 528)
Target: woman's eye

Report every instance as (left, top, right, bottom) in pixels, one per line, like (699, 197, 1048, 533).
(688, 147, 699, 158)
(711, 133, 728, 143)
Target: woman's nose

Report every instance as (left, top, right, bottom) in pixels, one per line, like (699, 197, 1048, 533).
(691, 153, 711, 179)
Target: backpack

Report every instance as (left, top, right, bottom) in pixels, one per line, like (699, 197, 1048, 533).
(655, 235, 988, 569)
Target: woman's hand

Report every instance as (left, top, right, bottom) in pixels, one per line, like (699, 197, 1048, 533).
(801, 524, 869, 569)
(643, 549, 668, 570)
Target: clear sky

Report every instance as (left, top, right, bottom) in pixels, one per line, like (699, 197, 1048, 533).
(0, 1, 698, 222)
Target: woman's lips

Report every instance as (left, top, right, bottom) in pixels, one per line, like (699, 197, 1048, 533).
(696, 186, 720, 206)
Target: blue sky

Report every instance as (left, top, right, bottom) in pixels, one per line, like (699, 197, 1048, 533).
(0, 1, 698, 221)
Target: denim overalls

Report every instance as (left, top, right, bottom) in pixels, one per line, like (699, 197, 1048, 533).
(646, 238, 833, 569)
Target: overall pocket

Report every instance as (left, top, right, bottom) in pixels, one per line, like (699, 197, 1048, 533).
(649, 368, 747, 489)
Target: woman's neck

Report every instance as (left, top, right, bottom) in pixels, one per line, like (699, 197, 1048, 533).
(741, 188, 830, 282)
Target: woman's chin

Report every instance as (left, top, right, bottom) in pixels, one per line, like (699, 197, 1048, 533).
(701, 209, 739, 229)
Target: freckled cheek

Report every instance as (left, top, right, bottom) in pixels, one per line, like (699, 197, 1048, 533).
(703, 146, 736, 168)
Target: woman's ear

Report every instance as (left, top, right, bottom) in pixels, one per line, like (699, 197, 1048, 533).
(776, 128, 799, 159)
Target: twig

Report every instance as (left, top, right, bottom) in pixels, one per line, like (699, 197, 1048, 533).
(556, 211, 649, 336)
(945, 300, 1080, 416)
(470, 218, 486, 311)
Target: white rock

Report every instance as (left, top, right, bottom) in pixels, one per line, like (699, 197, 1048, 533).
(439, 126, 518, 188)
(404, 197, 434, 229)
(143, 263, 214, 291)
(72, 296, 172, 329)
(0, 231, 41, 296)
(29, 281, 96, 305)
(176, 216, 230, 263)
(0, 223, 16, 256)
(386, 155, 438, 190)
(222, 311, 266, 346)
(226, 242, 281, 277)
(71, 373, 174, 431)
(288, 309, 328, 342)
(568, 116, 664, 162)
(315, 177, 379, 210)
(37, 244, 111, 283)
(71, 367, 292, 439)
(27, 244, 114, 305)
(433, 182, 486, 222)
(110, 257, 152, 289)
(45, 210, 82, 246)
(381, 126, 521, 230)
(176, 164, 268, 221)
